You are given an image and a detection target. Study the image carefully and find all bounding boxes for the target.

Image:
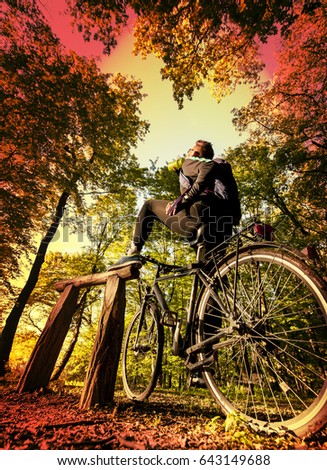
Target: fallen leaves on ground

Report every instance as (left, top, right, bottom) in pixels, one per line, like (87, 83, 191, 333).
(0, 380, 326, 450)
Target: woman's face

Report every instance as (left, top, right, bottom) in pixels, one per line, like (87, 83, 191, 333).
(186, 147, 199, 158)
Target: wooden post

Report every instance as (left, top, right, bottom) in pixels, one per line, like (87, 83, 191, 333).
(17, 284, 80, 392)
(17, 262, 142, 403)
(79, 275, 126, 409)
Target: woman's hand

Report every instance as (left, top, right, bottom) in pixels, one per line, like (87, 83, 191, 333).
(166, 193, 188, 216)
(166, 201, 176, 215)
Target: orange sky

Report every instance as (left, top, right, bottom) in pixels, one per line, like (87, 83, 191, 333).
(41, 1, 277, 168)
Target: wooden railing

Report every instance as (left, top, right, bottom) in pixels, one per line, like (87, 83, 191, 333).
(17, 263, 142, 409)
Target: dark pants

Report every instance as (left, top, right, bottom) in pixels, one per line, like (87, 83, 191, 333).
(132, 198, 233, 256)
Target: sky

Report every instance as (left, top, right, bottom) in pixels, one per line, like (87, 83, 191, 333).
(39, 0, 277, 253)
(41, 0, 277, 168)
(103, 37, 253, 166)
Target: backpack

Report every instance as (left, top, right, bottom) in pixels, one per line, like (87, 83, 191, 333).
(179, 158, 242, 225)
(212, 158, 242, 225)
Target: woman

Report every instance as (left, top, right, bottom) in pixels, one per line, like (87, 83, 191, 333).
(114, 139, 241, 266)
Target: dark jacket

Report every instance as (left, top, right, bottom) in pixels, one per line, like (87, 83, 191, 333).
(180, 156, 241, 224)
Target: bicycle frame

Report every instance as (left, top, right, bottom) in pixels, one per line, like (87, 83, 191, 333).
(138, 221, 263, 365)
(145, 258, 205, 354)
(123, 220, 327, 436)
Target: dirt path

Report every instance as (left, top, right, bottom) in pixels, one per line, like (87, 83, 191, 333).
(1, 381, 326, 450)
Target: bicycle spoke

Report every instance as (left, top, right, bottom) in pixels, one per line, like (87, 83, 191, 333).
(122, 300, 163, 401)
(197, 247, 327, 436)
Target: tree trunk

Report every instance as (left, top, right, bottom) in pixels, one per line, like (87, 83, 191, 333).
(0, 191, 70, 376)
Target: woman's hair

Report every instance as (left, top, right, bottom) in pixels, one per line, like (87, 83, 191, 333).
(194, 140, 214, 159)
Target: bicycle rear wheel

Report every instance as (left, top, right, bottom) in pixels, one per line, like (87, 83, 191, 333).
(122, 299, 164, 401)
(196, 246, 327, 436)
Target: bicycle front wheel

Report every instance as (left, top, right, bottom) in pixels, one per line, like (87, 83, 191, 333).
(196, 246, 327, 437)
(122, 299, 164, 401)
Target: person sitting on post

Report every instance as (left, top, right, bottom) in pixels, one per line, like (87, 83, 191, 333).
(112, 139, 241, 267)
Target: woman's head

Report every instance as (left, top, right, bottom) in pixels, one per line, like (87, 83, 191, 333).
(190, 140, 214, 159)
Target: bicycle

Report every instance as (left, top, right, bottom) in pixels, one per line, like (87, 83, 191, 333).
(121, 220, 327, 437)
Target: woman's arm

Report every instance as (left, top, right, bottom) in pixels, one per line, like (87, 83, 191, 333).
(183, 160, 215, 204)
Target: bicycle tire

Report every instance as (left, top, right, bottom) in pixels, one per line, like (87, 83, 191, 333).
(196, 246, 327, 437)
(122, 298, 164, 401)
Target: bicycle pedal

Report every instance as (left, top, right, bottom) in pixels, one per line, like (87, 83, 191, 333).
(188, 372, 206, 389)
(162, 310, 177, 327)
(185, 354, 215, 372)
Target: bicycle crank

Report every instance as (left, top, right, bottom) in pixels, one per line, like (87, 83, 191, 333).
(172, 319, 182, 355)
(184, 353, 216, 372)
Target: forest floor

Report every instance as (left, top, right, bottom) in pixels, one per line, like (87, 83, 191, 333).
(1, 375, 327, 451)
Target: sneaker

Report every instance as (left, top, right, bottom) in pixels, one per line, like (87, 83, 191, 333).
(108, 253, 143, 270)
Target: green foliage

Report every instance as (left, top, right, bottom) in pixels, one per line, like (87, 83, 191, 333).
(1, 0, 149, 288)
(224, 144, 279, 219)
(9, 330, 40, 374)
(8, 250, 104, 375)
(59, 321, 98, 384)
(223, 411, 302, 449)
(232, 5, 327, 256)
(7, 189, 139, 380)
(86, 190, 139, 264)
(146, 163, 180, 200)
(63, 1, 327, 259)
(224, 412, 268, 448)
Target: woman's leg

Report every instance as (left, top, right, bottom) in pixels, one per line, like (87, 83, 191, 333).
(132, 199, 201, 251)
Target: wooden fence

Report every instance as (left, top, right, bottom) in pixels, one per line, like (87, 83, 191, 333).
(17, 263, 142, 409)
